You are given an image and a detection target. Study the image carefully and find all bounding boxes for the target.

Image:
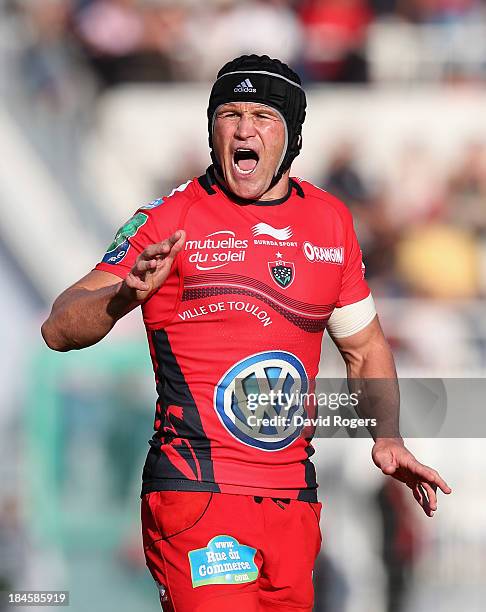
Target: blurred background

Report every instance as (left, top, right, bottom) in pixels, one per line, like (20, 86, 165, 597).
(1, 0, 486, 610)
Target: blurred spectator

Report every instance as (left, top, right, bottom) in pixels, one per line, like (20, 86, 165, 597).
(446, 142, 486, 236)
(386, 297, 476, 369)
(74, 0, 144, 60)
(375, 479, 423, 612)
(395, 223, 479, 298)
(184, 0, 303, 81)
(12, 0, 97, 206)
(384, 143, 446, 228)
(367, 18, 423, 84)
(321, 141, 372, 206)
(298, 0, 372, 82)
(10, 0, 486, 89)
(320, 142, 399, 284)
(355, 193, 400, 288)
(413, 0, 481, 24)
(314, 552, 349, 612)
(369, 0, 400, 16)
(141, 2, 192, 80)
(17, 0, 90, 109)
(73, 0, 190, 85)
(0, 497, 25, 600)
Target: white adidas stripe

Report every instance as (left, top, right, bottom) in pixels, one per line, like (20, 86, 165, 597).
(220, 70, 302, 88)
(236, 79, 253, 89)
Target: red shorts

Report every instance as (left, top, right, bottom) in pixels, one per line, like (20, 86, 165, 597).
(141, 490, 322, 611)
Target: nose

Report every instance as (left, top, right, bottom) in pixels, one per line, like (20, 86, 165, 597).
(235, 113, 256, 140)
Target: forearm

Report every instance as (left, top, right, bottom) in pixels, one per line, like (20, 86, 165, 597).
(347, 345, 401, 441)
(346, 341, 401, 441)
(342, 332, 402, 443)
(41, 282, 139, 351)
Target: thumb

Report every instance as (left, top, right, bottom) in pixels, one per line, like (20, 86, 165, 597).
(381, 462, 397, 475)
(374, 449, 397, 474)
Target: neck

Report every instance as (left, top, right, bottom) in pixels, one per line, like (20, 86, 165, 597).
(214, 167, 291, 202)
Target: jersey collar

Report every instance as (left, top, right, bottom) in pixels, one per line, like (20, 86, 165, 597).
(198, 166, 304, 206)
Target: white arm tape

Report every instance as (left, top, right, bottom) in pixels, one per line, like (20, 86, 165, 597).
(327, 294, 377, 338)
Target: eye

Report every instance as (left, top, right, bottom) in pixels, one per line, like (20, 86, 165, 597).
(255, 112, 275, 120)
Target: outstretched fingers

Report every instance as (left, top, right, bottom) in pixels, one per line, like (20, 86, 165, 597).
(140, 230, 186, 262)
(420, 482, 437, 513)
(407, 460, 452, 495)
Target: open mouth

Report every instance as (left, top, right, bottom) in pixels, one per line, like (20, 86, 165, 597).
(233, 148, 259, 175)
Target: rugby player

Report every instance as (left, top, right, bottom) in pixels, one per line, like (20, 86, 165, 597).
(42, 55, 451, 612)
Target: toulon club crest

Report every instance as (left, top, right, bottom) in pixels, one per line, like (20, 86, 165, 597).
(268, 260, 295, 289)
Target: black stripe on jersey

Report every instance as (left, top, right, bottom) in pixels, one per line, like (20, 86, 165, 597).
(297, 443, 318, 502)
(197, 168, 217, 195)
(141, 330, 219, 495)
(291, 178, 305, 198)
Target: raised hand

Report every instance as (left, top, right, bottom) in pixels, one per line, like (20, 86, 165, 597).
(372, 439, 452, 517)
(121, 230, 186, 302)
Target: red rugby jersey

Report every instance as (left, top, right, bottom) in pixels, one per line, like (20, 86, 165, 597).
(95, 168, 370, 501)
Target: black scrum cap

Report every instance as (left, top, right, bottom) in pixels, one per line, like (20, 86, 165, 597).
(207, 54, 307, 185)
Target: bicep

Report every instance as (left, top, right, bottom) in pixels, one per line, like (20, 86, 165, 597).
(330, 315, 396, 377)
(330, 315, 383, 357)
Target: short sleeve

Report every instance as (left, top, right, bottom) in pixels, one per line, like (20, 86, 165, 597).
(94, 208, 160, 279)
(335, 214, 370, 307)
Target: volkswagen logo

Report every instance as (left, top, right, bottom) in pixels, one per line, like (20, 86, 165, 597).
(214, 351, 309, 451)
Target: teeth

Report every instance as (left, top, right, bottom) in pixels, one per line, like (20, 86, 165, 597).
(233, 162, 255, 175)
(233, 148, 258, 175)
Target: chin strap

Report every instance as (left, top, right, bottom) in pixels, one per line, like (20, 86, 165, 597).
(210, 151, 223, 180)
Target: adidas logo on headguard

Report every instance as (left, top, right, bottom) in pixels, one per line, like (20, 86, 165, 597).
(234, 78, 256, 93)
